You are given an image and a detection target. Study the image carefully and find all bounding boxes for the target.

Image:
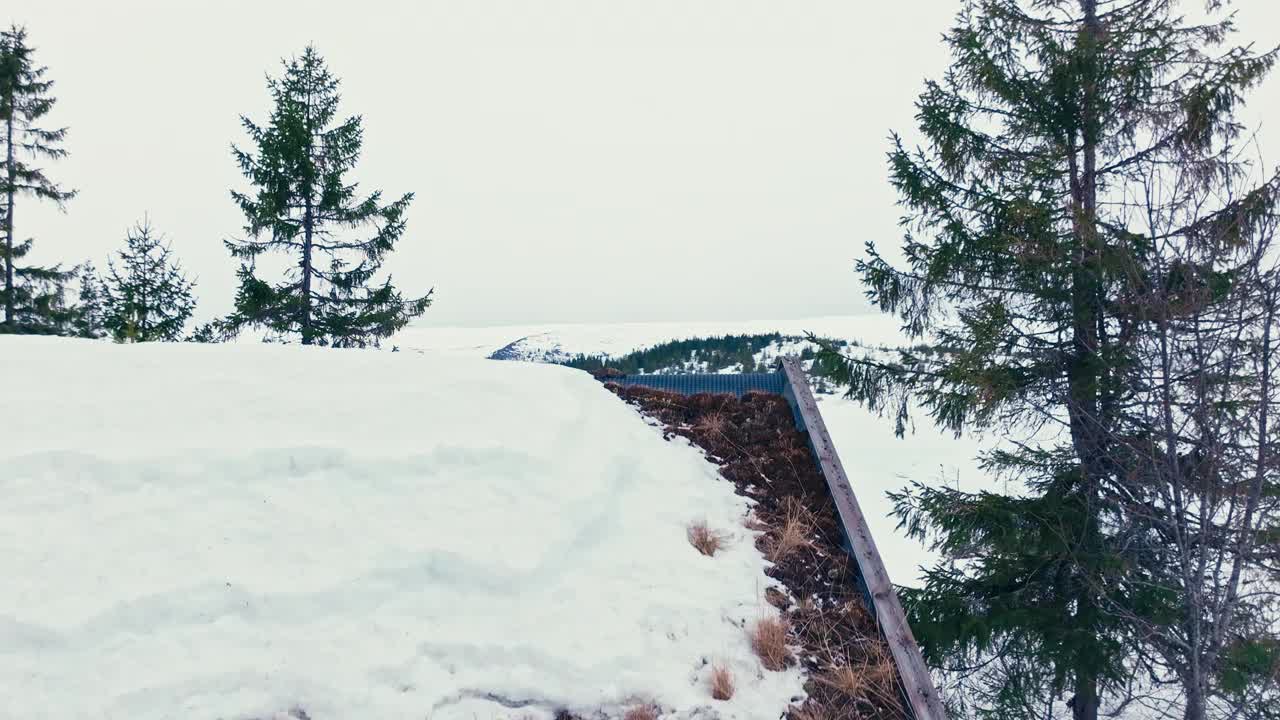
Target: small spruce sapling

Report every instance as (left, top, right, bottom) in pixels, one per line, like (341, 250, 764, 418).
(103, 218, 196, 343)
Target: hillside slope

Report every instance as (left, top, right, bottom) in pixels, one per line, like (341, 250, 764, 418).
(1, 337, 804, 720)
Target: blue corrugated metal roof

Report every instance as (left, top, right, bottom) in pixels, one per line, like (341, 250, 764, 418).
(609, 372, 786, 397)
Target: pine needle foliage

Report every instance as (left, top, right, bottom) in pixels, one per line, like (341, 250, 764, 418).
(224, 46, 431, 347)
(72, 261, 105, 339)
(0, 24, 76, 334)
(103, 219, 196, 343)
(812, 2, 1279, 719)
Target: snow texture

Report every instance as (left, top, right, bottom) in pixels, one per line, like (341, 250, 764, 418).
(1, 337, 805, 720)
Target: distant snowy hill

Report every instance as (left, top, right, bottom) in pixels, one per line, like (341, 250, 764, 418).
(487, 332, 580, 363)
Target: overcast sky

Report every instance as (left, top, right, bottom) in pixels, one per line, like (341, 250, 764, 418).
(7, 1, 1279, 327)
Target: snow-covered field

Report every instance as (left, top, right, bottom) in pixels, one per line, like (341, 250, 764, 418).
(2, 337, 805, 720)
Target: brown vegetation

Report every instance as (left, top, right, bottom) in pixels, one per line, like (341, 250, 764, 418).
(622, 704, 659, 720)
(608, 385, 909, 719)
(765, 496, 815, 563)
(686, 520, 728, 557)
(709, 663, 735, 701)
(750, 615, 792, 671)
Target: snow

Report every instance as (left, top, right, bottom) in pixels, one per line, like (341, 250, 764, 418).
(394, 315, 990, 585)
(1, 337, 805, 720)
(813, 395, 986, 583)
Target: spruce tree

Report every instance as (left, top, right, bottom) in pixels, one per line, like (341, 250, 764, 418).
(72, 261, 105, 338)
(103, 219, 196, 343)
(225, 46, 431, 347)
(813, 2, 1277, 718)
(0, 25, 76, 334)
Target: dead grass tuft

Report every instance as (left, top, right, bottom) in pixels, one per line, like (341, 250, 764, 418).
(687, 520, 729, 557)
(750, 615, 792, 671)
(816, 643, 901, 708)
(623, 705, 659, 720)
(765, 497, 815, 563)
(709, 663, 736, 701)
(694, 411, 729, 435)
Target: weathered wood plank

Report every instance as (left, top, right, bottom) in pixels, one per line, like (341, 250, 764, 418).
(780, 357, 947, 720)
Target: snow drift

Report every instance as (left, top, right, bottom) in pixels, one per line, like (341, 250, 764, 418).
(1, 337, 804, 720)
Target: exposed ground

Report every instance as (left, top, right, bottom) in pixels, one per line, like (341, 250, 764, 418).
(608, 384, 911, 720)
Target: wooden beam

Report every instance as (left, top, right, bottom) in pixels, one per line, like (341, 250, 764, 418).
(779, 357, 947, 720)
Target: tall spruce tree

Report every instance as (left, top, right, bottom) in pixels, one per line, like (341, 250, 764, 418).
(0, 25, 76, 334)
(103, 219, 196, 343)
(813, 2, 1278, 719)
(225, 46, 431, 347)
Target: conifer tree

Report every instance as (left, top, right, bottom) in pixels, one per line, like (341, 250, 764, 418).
(224, 46, 431, 347)
(103, 219, 196, 343)
(185, 318, 231, 344)
(72, 261, 105, 338)
(813, 2, 1278, 718)
(0, 25, 76, 334)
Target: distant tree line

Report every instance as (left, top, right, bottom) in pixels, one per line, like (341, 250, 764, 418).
(0, 28, 429, 346)
(561, 333, 847, 376)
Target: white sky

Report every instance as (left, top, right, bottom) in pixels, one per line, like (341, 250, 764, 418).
(7, 1, 1280, 327)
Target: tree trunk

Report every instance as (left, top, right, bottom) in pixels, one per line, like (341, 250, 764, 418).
(301, 200, 313, 345)
(3, 101, 15, 330)
(1072, 667, 1100, 720)
(139, 273, 148, 342)
(299, 78, 315, 346)
(1067, 3, 1105, 720)
(1183, 681, 1208, 720)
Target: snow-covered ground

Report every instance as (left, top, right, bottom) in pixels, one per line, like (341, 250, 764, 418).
(395, 315, 989, 583)
(2, 337, 805, 720)
(813, 395, 988, 580)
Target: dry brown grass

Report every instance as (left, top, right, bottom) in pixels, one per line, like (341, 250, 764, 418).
(694, 411, 729, 435)
(816, 643, 901, 708)
(765, 497, 815, 563)
(750, 615, 791, 671)
(687, 520, 729, 557)
(622, 705, 659, 720)
(709, 663, 736, 701)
